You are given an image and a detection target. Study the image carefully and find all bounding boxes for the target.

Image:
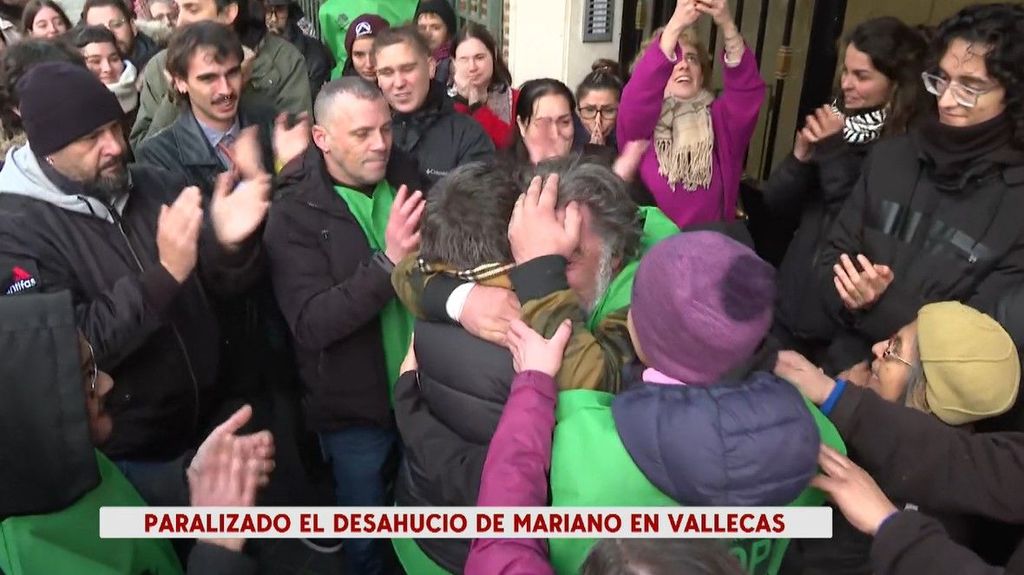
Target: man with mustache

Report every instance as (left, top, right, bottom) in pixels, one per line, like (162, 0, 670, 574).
(0, 61, 271, 505)
(136, 22, 274, 195)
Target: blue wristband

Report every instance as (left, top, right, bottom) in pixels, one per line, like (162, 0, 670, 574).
(820, 379, 847, 416)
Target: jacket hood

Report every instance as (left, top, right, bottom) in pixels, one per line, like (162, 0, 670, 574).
(0, 291, 100, 519)
(612, 371, 820, 506)
(0, 145, 125, 222)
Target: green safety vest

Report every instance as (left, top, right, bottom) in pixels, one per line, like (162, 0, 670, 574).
(335, 181, 416, 401)
(0, 451, 182, 575)
(547, 390, 846, 575)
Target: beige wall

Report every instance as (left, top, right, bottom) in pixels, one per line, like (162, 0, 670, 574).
(507, 0, 625, 89)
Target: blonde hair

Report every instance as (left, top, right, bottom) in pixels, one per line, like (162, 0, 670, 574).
(630, 26, 713, 89)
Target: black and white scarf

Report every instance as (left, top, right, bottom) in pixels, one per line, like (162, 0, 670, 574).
(836, 104, 887, 145)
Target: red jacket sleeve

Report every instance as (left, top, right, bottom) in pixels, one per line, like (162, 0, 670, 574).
(465, 370, 557, 575)
(454, 89, 518, 150)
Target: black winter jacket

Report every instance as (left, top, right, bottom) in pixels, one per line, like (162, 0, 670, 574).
(0, 149, 261, 460)
(392, 82, 494, 186)
(817, 133, 1024, 370)
(129, 31, 159, 75)
(392, 257, 583, 572)
(764, 136, 873, 347)
(282, 10, 333, 99)
(263, 145, 423, 431)
(0, 292, 258, 574)
(827, 384, 1024, 572)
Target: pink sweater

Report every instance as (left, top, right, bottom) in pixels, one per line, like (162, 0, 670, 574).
(617, 37, 766, 229)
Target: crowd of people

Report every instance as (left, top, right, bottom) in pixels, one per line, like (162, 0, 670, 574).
(0, 0, 1022, 574)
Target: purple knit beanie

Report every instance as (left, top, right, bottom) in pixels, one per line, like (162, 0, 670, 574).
(630, 231, 776, 385)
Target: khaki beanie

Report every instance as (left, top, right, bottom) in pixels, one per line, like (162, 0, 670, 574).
(917, 302, 1020, 426)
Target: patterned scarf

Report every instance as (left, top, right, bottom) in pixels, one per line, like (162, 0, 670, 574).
(654, 90, 715, 190)
(839, 104, 888, 145)
(417, 258, 515, 288)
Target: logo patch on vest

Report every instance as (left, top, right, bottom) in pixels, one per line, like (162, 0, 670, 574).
(5, 266, 38, 295)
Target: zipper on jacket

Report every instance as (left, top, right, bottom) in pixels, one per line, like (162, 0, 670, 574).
(109, 205, 202, 435)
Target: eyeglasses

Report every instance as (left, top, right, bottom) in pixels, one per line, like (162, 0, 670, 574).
(106, 17, 127, 30)
(883, 338, 913, 369)
(84, 342, 99, 394)
(578, 106, 618, 120)
(921, 72, 997, 109)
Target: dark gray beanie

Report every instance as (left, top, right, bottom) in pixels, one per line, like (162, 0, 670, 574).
(17, 61, 123, 156)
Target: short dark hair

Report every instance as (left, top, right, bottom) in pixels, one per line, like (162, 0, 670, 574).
(932, 3, 1024, 148)
(372, 24, 430, 62)
(21, 0, 72, 35)
(71, 25, 123, 57)
(314, 76, 383, 124)
(81, 0, 134, 23)
(582, 539, 745, 575)
(166, 21, 244, 80)
(530, 155, 641, 265)
(451, 22, 512, 90)
(0, 38, 84, 134)
(420, 162, 521, 269)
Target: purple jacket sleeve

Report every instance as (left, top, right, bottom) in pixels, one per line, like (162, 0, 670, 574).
(712, 46, 766, 156)
(465, 371, 558, 575)
(617, 35, 675, 146)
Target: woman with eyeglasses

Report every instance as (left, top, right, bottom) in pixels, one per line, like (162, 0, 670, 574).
(449, 22, 518, 150)
(814, 3, 1024, 375)
(616, 0, 765, 229)
(576, 58, 623, 149)
(773, 301, 1024, 574)
(764, 16, 930, 369)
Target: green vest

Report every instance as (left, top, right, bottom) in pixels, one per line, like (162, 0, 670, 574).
(318, 0, 419, 79)
(335, 182, 415, 401)
(548, 390, 846, 575)
(0, 451, 182, 575)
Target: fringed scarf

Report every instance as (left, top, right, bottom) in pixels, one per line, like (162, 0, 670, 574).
(654, 90, 715, 190)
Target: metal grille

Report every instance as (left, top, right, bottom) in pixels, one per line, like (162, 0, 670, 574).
(583, 0, 615, 42)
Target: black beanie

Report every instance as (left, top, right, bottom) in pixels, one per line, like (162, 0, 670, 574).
(415, 0, 457, 39)
(17, 61, 124, 157)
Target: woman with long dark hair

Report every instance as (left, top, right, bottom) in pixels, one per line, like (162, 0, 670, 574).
(449, 22, 518, 150)
(21, 0, 69, 38)
(764, 16, 931, 365)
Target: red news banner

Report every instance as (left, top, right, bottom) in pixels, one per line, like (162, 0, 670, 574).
(100, 507, 833, 539)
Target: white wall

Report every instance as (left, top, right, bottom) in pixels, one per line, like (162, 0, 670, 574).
(507, 0, 623, 90)
(565, 0, 624, 89)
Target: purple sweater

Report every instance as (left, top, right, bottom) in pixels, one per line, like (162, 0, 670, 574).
(617, 37, 766, 229)
(465, 371, 557, 575)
